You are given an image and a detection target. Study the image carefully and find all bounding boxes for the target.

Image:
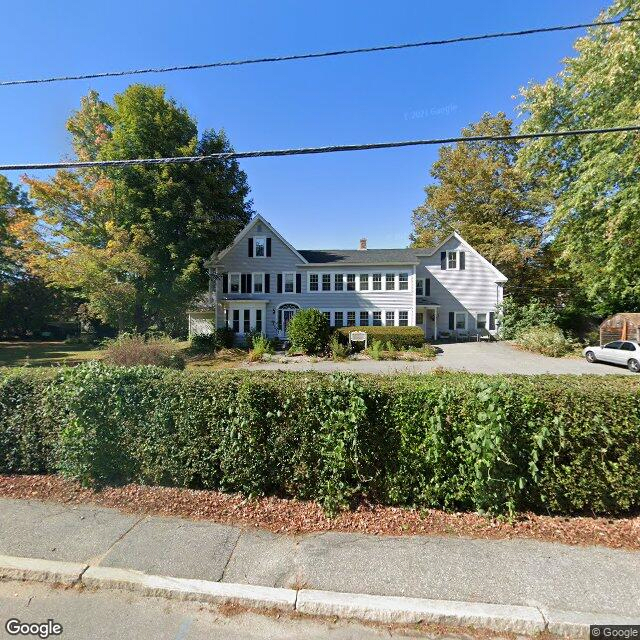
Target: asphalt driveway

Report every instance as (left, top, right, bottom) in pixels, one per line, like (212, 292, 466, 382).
(246, 342, 636, 375)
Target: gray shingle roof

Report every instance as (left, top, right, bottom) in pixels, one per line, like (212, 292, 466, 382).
(298, 249, 421, 265)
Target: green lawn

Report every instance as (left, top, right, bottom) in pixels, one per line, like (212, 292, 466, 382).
(0, 341, 102, 367)
(0, 340, 248, 370)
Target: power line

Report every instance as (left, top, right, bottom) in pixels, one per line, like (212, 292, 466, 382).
(1, 17, 637, 87)
(2, 124, 638, 172)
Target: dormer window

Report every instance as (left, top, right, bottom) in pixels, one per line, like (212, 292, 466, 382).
(447, 251, 457, 269)
(254, 237, 266, 257)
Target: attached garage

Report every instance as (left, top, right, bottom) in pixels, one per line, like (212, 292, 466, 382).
(599, 313, 640, 345)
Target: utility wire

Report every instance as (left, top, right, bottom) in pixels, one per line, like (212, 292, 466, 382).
(1, 17, 637, 87)
(1, 124, 638, 171)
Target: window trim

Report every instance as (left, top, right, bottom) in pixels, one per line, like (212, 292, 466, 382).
(283, 271, 295, 294)
(476, 312, 487, 330)
(359, 274, 370, 291)
(455, 311, 467, 330)
(398, 272, 409, 291)
(385, 310, 395, 326)
(321, 273, 332, 292)
(253, 236, 266, 258)
(385, 273, 396, 291)
(346, 274, 356, 291)
(252, 272, 264, 294)
(447, 251, 458, 270)
(398, 310, 409, 326)
(229, 272, 241, 294)
(308, 272, 319, 292)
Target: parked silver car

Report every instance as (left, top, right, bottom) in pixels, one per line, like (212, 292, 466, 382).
(583, 340, 640, 373)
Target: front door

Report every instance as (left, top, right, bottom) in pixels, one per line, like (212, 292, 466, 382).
(277, 304, 300, 338)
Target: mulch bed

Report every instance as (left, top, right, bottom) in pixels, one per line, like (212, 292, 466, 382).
(1, 475, 638, 550)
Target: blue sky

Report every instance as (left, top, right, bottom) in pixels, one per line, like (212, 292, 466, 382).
(0, 0, 608, 249)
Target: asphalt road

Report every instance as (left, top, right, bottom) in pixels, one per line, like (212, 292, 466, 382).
(0, 581, 465, 640)
(245, 341, 637, 375)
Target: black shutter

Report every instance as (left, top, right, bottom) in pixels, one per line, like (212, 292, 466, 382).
(277, 273, 283, 293)
(425, 278, 431, 296)
(266, 237, 272, 257)
(264, 273, 270, 293)
(246, 273, 252, 293)
(459, 251, 465, 270)
(489, 312, 496, 331)
(296, 273, 302, 293)
(240, 274, 247, 294)
(248, 237, 253, 257)
(441, 251, 447, 270)
(449, 312, 455, 330)
(222, 273, 228, 294)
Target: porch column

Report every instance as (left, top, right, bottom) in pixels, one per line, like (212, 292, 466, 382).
(433, 308, 438, 341)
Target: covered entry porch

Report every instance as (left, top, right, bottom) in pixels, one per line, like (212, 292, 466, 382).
(416, 304, 439, 341)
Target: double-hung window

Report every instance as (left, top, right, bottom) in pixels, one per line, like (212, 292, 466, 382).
(385, 273, 395, 291)
(347, 311, 356, 326)
(334, 273, 344, 291)
(254, 237, 266, 257)
(309, 273, 319, 292)
(416, 278, 424, 296)
(372, 311, 382, 326)
(230, 273, 240, 293)
(359, 274, 369, 291)
(476, 313, 487, 329)
(255, 309, 262, 332)
(455, 312, 467, 330)
(372, 273, 382, 291)
(346, 274, 356, 291)
(416, 311, 424, 325)
(359, 311, 369, 326)
(447, 251, 458, 270)
(322, 274, 331, 291)
(232, 310, 240, 332)
(252, 273, 264, 293)
(385, 311, 395, 326)
(244, 309, 251, 333)
(322, 311, 331, 322)
(398, 311, 409, 326)
(334, 312, 344, 327)
(399, 273, 409, 290)
(284, 272, 294, 293)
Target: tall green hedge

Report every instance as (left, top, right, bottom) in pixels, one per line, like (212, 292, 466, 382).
(1, 363, 639, 516)
(334, 326, 425, 349)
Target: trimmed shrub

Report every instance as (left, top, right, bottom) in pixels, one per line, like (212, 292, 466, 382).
(287, 308, 331, 355)
(514, 326, 576, 358)
(1, 365, 639, 516)
(334, 326, 424, 350)
(248, 334, 275, 361)
(217, 327, 236, 349)
(189, 334, 218, 354)
(102, 334, 186, 370)
(329, 336, 348, 360)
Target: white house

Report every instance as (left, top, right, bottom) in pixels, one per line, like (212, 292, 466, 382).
(189, 214, 507, 340)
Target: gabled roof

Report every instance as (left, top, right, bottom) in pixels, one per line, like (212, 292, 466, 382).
(298, 248, 419, 265)
(416, 231, 508, 283)
(214, 214, 308, 264)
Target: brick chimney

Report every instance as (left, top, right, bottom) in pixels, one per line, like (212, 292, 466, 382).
(359, 238, 367, 251)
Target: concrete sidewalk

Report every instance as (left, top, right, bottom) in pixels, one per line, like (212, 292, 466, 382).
(1, 497, 639, 622)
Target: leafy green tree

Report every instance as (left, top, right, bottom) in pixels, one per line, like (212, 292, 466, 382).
(518, 0, 640, 314)
(26, 85, 253, 333)
(410, 113, 554, 302)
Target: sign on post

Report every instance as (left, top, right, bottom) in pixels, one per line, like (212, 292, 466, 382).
(349, 330, 367, 349)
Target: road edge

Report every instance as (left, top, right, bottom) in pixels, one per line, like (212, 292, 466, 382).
(3, 554, 637, 638)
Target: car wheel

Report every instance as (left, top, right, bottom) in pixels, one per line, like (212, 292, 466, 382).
(628, 358, 640, 373)
(585, 351, 597, 363)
